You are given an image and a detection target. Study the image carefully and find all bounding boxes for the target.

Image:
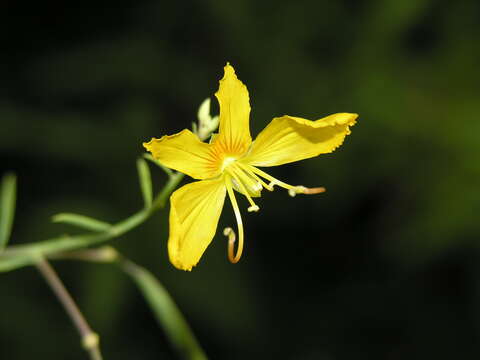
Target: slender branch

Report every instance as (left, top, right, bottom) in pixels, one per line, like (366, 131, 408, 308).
(35, 258, 103, 360)
(0, 105, 216, 271)
(50, 247, 208, 360)
(0, 172, 184, 272)
(143, 153, 173, 177)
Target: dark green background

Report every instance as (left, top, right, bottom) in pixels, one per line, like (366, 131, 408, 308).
(2, 0, 480, 359)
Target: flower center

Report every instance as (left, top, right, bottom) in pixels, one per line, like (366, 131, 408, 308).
(223, 161, 262, 212)
(221, 156, 237, 171)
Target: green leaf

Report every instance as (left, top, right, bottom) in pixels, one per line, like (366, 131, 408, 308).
(0, 171, 184, 273)
(0, 173, 17, 250)
(136, 158, 153, 207)
(0, 254, 36, 272)
(123, 261, 207, 360)
(52, 213, 111, 232)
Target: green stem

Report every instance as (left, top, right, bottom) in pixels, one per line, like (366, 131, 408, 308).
(0, 172, 184, 272)
(36, 258, 103, 360)
(44, 247, 208, 360)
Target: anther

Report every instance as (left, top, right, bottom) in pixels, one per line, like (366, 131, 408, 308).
(236, 162, 273, 191)
(248, 205, 260, 212)
(252, 182, 263, 192)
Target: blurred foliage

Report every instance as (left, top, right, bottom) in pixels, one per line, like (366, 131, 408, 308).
(1, 0, 480, 359)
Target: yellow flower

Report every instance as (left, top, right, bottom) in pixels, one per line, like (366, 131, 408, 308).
(144, 64, 358, 271)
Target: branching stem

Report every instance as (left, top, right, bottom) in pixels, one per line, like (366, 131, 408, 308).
(0, 172, 184, 272)
(35, 258, 103, 360)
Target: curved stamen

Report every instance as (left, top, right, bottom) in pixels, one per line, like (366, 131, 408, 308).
(225, 176, 244, 263)
(223, 227, 241, 263)
(226, 167, 260, 212)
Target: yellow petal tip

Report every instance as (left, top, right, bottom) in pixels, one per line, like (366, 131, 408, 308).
(224, 62, 234, 73)
(169, 248, 196, 271)
(317, 112, 358, 127)
(172, 261, 193, 272)
(221, 63, 238, 82)
(143, 138, 157, 152)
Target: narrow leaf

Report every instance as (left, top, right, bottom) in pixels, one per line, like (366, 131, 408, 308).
(136, 158, 153, 207)
(0, 172, 184, 273)
(0, 173, 17, 250)
(123, 261, 207, 360)
(52, 213, 111, 232)
(0, 254, 35, 272)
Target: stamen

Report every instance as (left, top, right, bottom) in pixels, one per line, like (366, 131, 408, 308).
(225, 167, 260, 212)
(246, 165, 297, 191)
(223, 227, 241, 264)
(231, 164, 263, 194)
(236, 162, 273, 191)
(225, 176, 244, 263)
(245, 164, 326, 197)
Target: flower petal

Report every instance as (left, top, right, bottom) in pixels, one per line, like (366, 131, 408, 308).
(244, 113, 358, 167)
(214, 63, 252, 155)
(168, 178, 226, 271)
(143, 129, 219, 180)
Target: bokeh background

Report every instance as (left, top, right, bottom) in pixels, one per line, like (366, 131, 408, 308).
(1, 0, 480, 359)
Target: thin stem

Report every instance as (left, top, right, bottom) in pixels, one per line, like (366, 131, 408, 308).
(48, 247, 208, 360)
(143, 153, 173, 177)
(0, 172, 184, 272)
(35, 258, 103, 360)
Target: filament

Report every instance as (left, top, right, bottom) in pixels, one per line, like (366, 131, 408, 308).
(233, 165, 263, 194)
(226, 167, 260, 212)
(245, 164, 297, 191)
(236, 162, 273, 191)
(225, 175, 244, 263)
(244, 164, 326, 196)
